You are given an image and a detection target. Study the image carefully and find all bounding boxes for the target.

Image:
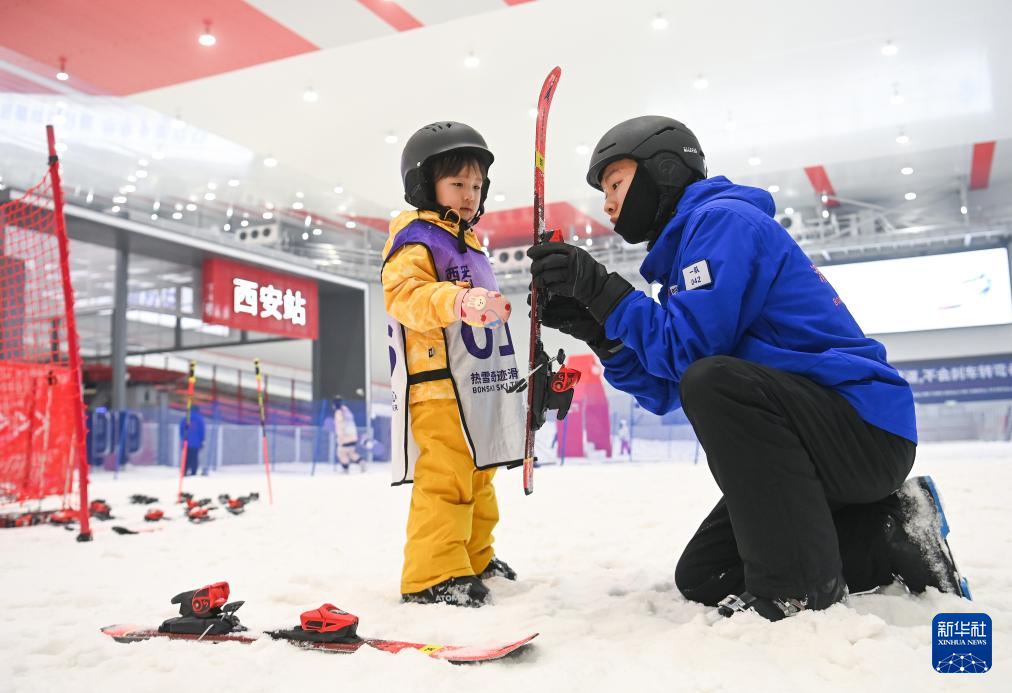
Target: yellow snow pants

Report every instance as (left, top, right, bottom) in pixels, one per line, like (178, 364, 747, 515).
(401, 398, 499, 594)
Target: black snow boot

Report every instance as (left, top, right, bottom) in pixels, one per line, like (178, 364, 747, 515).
(717, 573, 848, 622)
(479, 556, 517, 581)
(885, 475, 971, 598)
(402, 576, 489, 608)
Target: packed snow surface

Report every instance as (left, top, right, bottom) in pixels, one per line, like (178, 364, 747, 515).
(2, 441, 1010, 692)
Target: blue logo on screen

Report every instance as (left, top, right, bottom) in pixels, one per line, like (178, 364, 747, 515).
(933, 613, 991, 673)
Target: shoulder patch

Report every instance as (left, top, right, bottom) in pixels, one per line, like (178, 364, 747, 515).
(682, 260, 712, 290)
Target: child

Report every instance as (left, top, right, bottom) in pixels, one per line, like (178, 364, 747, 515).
(383, 121, 524, 607)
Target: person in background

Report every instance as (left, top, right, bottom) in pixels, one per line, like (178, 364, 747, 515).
(179, 405, 205, 476)
(333, 396, 364, 473)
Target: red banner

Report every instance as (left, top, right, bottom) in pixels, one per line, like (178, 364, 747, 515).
(202, 258, 318, 339)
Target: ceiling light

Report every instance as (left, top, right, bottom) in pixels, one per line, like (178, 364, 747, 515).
(821, 193, 829, 203)
(575, 144, 590, 155)
(204, 192, 216, 201)
(292, 201, 304, 210)
(302, 87, 319, 103)
(464, 53, 480, 69)
(263, 156, 278, 167)
(333, 185, 344, 194)
(784, 207, 795, 215)
(301, 232, 309, 240)
(150, 213, 158, 220)
(585, 238, 593, 247)
(199, 22, 216, 47)
(226, 207, 234, 217)
(384, 133, 399, 144)
(767, 184, 780, 193)
(304, 215, 313, 227)
(821, 209, 830, 219)
(493, 193, 506, 202)
(227, 179, 240, 187)
(904, 192, 917, 201)
(881, 40, 898, 57)
(152, 201, 160, 211)
(652, 14, 669, 30)
(172, 212, 183, 220)
(900, 166, 913, 175)
(263, 211, 274, 220)
(111, 205, 120, 213)
(174, 203, 183, 211)
(85, 190, 94, 203)
(345, 221, 357, 229)
(186, 203, 197, 211)
(240, 219, 249, 227)
(56, 57, 69, 81)
(223, 224, 231, 231)
(747, 155, 761, 166)
(312, 228, 322, 236)
(960, 205, 968, 215)
(693, 75, 709, 90)
(483, 237, 489, 247)
(896, 132, 910, 145)
(113, 195, 127, 204)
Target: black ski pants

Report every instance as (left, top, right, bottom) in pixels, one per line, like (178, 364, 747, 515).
(674, 356, 915, 605)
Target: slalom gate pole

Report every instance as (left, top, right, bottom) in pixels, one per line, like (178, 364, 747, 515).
(47, 125, 92, 541)
(176, 361, 197, 502)
(254, 359, 274, 504)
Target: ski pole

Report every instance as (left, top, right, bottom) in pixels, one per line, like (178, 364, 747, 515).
(176, 361, 197, 503)
(254, 359, 274, 504)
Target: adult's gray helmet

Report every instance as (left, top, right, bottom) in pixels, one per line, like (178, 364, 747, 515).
(586, 115, 706, 191)
(400, 121, 494, 225)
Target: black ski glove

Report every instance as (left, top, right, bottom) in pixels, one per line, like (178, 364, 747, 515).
(537, 294, 624, 361)
(527, 242, 634, 323)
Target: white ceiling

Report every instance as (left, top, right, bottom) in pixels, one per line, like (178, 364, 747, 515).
(129, 0, 1012, 220)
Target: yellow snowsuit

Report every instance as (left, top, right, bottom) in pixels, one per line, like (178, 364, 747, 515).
(382, 210, 499, 594)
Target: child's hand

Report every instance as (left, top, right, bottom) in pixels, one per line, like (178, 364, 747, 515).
(454, 287, 511, 330)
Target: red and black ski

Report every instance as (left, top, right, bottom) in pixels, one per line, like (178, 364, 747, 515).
(100, 624, 537, 664)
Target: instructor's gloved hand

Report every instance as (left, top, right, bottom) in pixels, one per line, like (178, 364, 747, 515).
(530, 292, 624, 361)
(527, 242, 634, 323)
(454, 287, 510, 330)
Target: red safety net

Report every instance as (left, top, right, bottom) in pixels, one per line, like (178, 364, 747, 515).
(0, 127, 90, 538)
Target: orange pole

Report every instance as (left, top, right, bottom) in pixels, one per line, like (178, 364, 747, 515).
(176, 361, 197, 502)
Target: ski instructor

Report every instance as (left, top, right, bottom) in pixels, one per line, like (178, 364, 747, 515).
(528, 116, 968, 621)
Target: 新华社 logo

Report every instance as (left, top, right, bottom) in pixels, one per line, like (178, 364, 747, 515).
(933, 613, 991, 673)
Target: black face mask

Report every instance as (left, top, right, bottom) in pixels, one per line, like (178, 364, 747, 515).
(613, 165, 661, 245)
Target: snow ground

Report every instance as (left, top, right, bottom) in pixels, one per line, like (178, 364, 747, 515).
(2, 442, 1010, 692)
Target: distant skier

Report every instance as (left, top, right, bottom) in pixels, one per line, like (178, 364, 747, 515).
(617, 419, 631, 458)
(333, 397, 364, 473)
(179, 405, 205, 476)
(530, 115, 970, 621)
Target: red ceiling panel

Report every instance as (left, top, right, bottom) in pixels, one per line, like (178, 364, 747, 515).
(969, 141, 996, 190)
(803, 165, 841, 208)
(357, 0, 424, 32)
(0, 0, 319, 95)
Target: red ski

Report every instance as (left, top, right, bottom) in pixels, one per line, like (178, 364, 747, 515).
(100, 624, 537, 663)
(100, 582, 535, 664)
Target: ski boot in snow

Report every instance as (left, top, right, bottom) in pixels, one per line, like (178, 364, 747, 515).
(402, 576, 489, 608)
(268, 604, 361, 644)
(159, 581, 246, 636)
(89, 499, 113, 520)
(716, 574, 848, 622)
(479, 557, 517, 581)
(885, 475, 971, 599)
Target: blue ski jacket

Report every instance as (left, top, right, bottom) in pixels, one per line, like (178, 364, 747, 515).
(601, 176, 917, 443)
